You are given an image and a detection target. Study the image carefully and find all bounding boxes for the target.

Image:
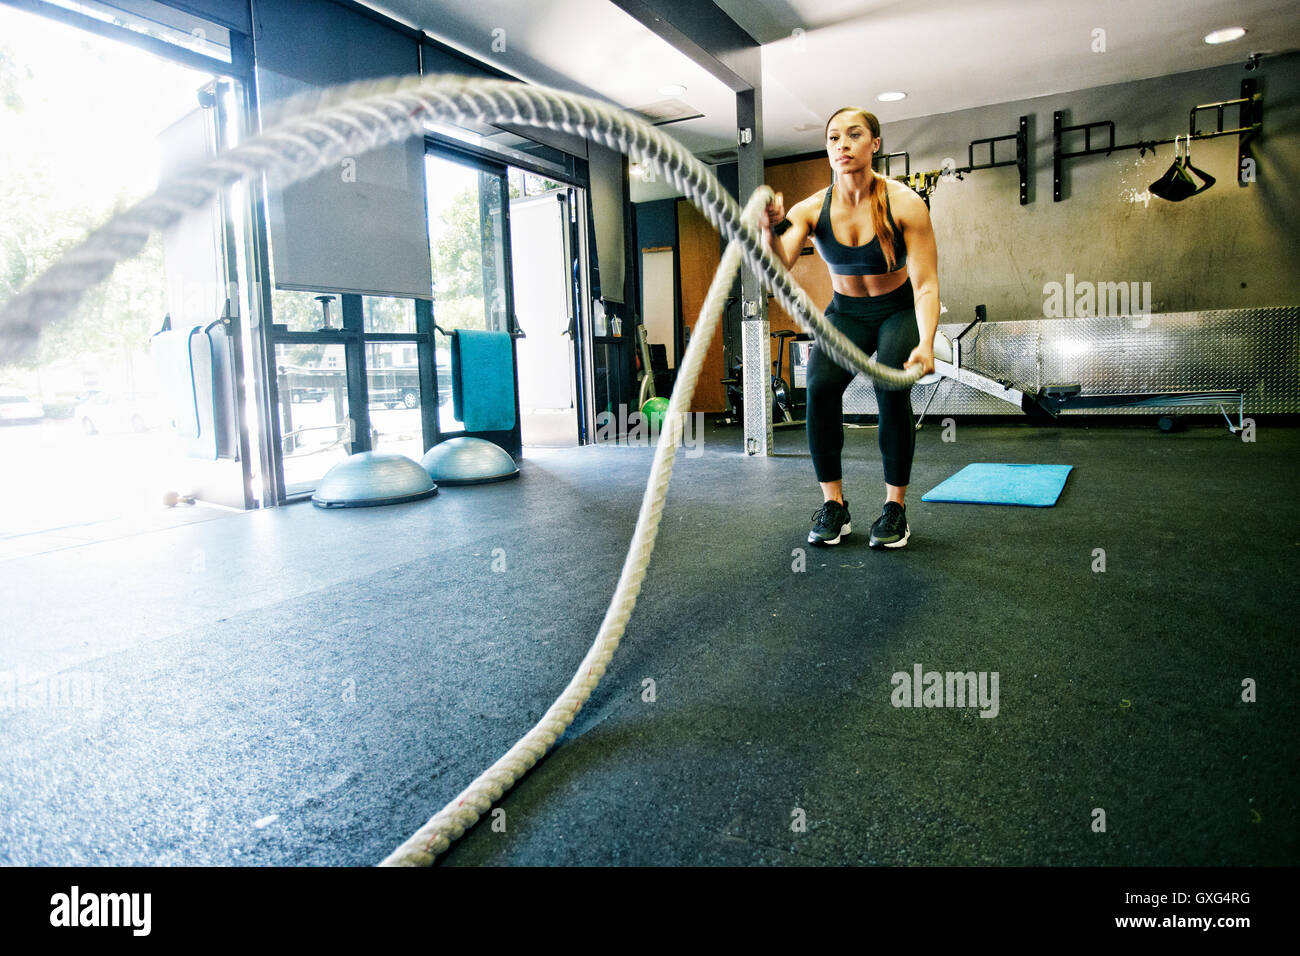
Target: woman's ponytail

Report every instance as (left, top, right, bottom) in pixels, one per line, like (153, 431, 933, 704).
(869, 172, 899, 272)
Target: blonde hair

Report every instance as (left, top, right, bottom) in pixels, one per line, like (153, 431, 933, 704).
(825, 107, 899, 271)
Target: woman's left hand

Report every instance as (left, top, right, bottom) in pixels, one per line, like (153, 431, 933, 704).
(904, 344, 935, 376)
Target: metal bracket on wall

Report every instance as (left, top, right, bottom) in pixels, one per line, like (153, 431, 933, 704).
(876, 117, 1030, 207)
(947, 116, 1030, 205)
(1053, 79, 1263, 201)
(874, 151, 910, 177)
(1193, 78, 1260, 186)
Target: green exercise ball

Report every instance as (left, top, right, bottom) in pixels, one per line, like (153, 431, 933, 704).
(641, 397, 670, 429)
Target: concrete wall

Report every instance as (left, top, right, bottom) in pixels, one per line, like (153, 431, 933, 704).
(872, 53, 1299, 324)
(633, 53, 1300, 412)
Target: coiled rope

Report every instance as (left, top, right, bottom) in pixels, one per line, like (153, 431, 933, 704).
(0, 74, 921, 865)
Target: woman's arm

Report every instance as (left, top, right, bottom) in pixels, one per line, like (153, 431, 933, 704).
(761, 191, 818, 270)
(895, 184, 940, 375)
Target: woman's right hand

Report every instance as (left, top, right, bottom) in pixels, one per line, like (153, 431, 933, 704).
(763, 192, 785, 230)
(760, 192, 785, 249)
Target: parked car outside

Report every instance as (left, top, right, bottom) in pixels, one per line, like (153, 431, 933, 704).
(0, 390, 45, 424)
(76, 391, 160, 435)
(39, 394, 84, 420)
(367, 362, 453, 410)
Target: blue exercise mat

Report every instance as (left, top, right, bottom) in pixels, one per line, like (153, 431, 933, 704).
(922, 463, 1073, 507)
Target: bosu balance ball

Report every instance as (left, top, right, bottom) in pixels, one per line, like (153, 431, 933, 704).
(312, 451, 438, 508)
(420, 437, 519, 486)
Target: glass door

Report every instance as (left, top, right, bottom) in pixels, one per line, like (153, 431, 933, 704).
(509, 170, 582, 446)
(265, 292, 358, 497)
(263, 289, 438, 499)
(425, 148, 520, 453)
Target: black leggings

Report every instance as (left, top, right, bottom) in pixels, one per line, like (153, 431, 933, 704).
(806, 281, 919, 486)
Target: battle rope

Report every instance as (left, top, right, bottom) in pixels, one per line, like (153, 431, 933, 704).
(0, 75, 922, 865)
(381, 189, 772, 865)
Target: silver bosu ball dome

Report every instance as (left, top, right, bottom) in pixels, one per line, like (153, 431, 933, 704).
(918, 330, 954, 386)
(312, 451, 438, 508)
(421, 437, 519, 485)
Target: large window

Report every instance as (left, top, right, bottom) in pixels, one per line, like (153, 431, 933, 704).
(0, 2, 252, 530)
(274, 342, 350, 493)
(425, 150, 511, 435)
(261, 288, 436, 497)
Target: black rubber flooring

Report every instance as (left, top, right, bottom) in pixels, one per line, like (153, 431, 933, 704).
(1, 421, 1296, 866)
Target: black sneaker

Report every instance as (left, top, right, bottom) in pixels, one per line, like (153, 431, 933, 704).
(809, 498, 851, 546)
(869, 502, 910, 549)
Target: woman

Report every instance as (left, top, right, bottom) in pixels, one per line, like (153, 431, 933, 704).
(763, 107, 940, 550)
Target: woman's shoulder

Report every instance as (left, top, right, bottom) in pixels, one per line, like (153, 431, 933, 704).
(790, 184, 832, 214)
(882, 175, 925, 219)
(791, 186, 830, 224)
(796, 185, 830, 207)
(880, 174, 907, 200)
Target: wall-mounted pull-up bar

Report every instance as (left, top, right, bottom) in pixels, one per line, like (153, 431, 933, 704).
(1053, 78, 1261, 201)
(874, 150, 910, 177)
(873, 116, 1030, 206)
(948, 116, 1030, 205)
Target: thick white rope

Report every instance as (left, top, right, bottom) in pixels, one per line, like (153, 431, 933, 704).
(0, 75, 921, 865)
(0, 74, 920, 389)
(382, 192, 768, 865)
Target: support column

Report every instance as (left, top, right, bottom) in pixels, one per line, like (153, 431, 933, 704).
(736, 86, 772, 457)
(609, 0, 767, 453)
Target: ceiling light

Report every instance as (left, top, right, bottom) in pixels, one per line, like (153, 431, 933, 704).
(1204, 27, 1246, 44)
(876, 91, 906, 102)
(658, 84, 687, 96)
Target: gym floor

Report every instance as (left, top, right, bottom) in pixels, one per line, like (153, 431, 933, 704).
(2, 420, 1296, 866)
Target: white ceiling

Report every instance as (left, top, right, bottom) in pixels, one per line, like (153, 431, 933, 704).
(367, 0, 1298, 198)
(725, 0, 1297, 151)
(365, 0, 739, 146)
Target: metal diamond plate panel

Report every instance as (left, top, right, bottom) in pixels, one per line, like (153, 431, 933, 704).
(844, 307, 1300, 416)
(742, 319, 774, 455)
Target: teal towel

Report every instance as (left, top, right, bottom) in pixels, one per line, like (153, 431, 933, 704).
(150, 327, 200, 439)
(451, 330, 516, 432)
(922, 463, 1073, 507)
